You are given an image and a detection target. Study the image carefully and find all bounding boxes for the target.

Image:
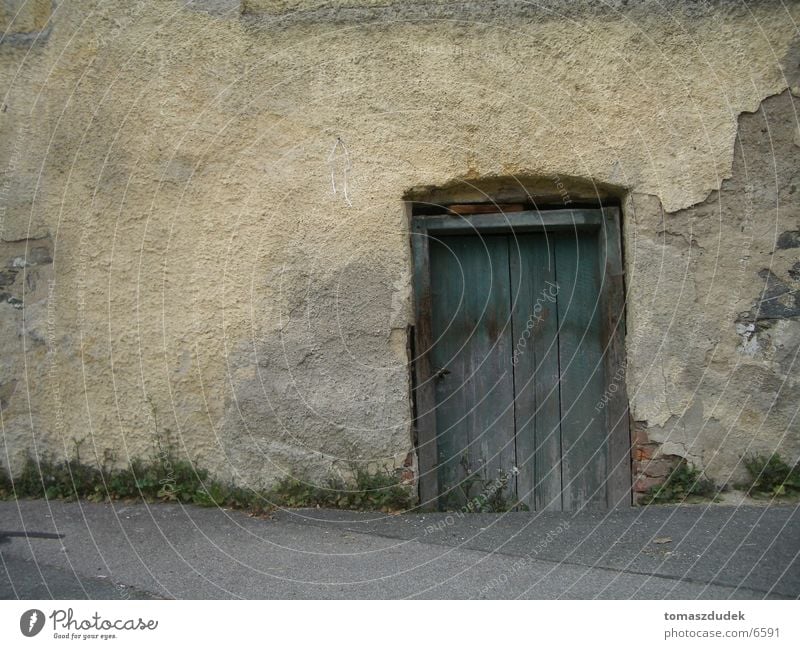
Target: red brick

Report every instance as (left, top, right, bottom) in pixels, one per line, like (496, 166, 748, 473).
(633, 443, 658, 461)
(641, 457, 677, 478)
(632, 427, 649, 447)
(633, 475, 664, 493)
(400, 468, 415, 484)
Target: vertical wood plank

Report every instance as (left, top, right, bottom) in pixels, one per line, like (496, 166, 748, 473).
(599, 207, 632, 508)
(556, 232, 608, 511)
(509, 233, 563, 510)
(410, 227, 439, 510)
(428, 235, 517, 509)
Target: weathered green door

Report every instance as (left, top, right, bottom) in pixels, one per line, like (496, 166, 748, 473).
(426, 229, 609, 511)
(428, 235, 517, 510)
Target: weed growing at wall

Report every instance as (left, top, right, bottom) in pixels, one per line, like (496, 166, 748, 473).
(0, 455, 272, 513)
(268, 466, 414, 511)
(0, 455, 415, 514)
(741, 453, 800, 498)
(640, 460, 719, 505)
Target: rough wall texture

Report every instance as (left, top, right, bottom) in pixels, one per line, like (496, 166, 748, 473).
(627, 87, 800, 488)
(1, 0, 798, 492)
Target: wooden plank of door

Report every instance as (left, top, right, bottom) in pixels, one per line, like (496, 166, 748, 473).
(598, 207, 632, 507)
(555, 232, 608, 511)
(410, 228, 439, 510)
(428, 235, 517, 510)
(419, 209, 602, 235)
(509, 233, 563, 511)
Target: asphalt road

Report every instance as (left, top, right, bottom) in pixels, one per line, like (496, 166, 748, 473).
(1, 500, 798, 599)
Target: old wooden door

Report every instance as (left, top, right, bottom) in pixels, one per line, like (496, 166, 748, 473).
(413, 208, 628, 511)
(428, 235, 517, 510)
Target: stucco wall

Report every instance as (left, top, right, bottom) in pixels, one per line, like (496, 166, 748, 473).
(1, 0, 798, 491)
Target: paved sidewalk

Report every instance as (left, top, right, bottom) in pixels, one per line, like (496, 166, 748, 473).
(1, 500, 798, 599)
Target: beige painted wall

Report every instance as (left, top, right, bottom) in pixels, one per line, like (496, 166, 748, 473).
(1, 0, 798, 491)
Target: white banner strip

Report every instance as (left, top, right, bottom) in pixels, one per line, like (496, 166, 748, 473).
(1, 600, 798, 647)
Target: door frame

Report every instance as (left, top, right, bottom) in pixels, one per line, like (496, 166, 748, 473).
(410, 206, 631, 510)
